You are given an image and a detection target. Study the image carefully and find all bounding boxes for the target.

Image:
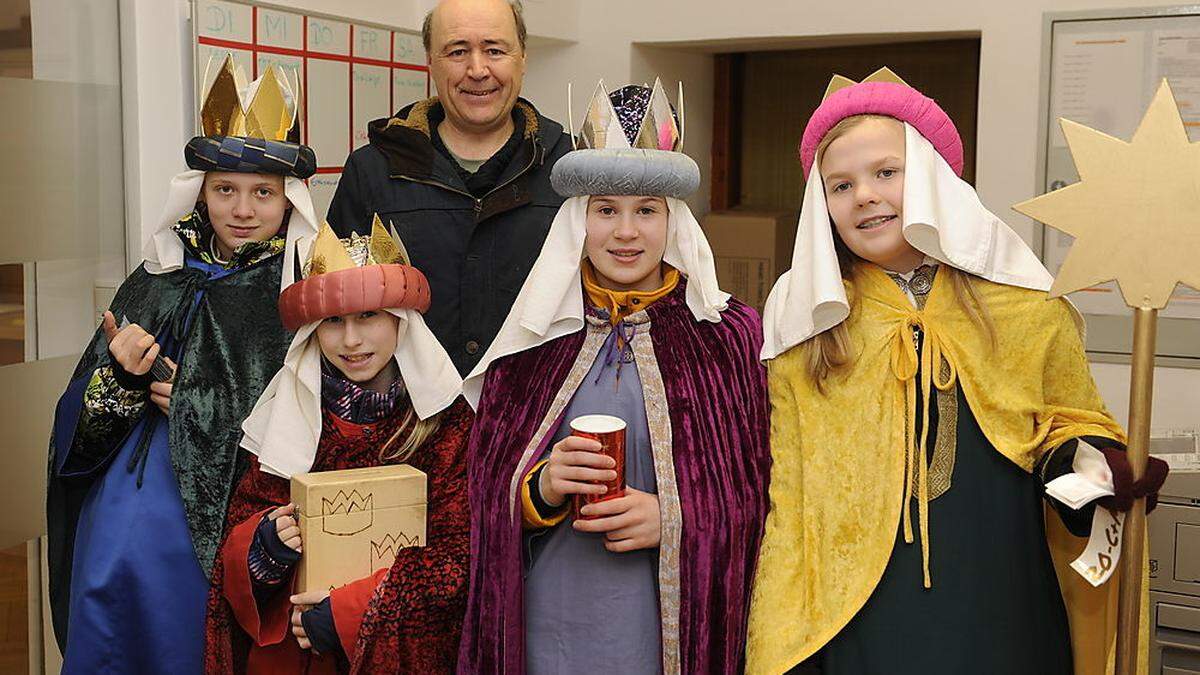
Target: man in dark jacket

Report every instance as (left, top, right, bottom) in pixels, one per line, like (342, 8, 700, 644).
(326, 0, 572, 375)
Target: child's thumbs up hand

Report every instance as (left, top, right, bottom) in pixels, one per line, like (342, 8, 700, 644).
(101, 311, 119, 343)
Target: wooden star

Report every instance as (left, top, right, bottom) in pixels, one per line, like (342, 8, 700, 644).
(1013, 80, 1200, 309)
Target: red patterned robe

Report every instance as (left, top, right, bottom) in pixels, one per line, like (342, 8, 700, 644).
(204, 398, 473, 674)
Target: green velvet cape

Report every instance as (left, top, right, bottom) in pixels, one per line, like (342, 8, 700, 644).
(46, 255, 291, 643)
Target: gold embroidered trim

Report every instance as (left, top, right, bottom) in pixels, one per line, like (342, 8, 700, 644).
(924, 360, 958, 501)
(894, 266, 958, 503)
(505, 328, 609, 520)
(631, 322, 683, 675)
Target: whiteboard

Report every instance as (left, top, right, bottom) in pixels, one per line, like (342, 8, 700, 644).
(1036, 7, 1200, 366)
(192, 0, 431, 219)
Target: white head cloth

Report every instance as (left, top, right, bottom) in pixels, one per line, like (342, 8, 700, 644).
(462, 195, 731, 407)
(760, 122, 1057, 360)
(142, 169, 319, 290)
(240, 306, 462, 479)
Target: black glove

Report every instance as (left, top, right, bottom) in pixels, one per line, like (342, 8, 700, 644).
(301, 598, 343, 656)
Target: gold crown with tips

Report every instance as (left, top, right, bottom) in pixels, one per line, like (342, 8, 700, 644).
(303, 215, 412, 278)
(198, 53, 301, 142)
(821, 66, 909, 101)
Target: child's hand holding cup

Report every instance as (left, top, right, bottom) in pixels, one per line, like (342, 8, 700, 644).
(567, 415, 627, 520)
(539, 415, 627, 519)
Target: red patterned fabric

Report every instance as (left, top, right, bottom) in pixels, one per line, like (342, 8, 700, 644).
(205, 398, 474, 674)
(278, 264, 432, 330)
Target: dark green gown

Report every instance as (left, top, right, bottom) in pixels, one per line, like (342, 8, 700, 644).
(46, 248, 292, 647)
(807, 382, 1081, 675)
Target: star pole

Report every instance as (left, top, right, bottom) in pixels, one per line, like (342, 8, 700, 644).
(1015, 79, 1200, 675)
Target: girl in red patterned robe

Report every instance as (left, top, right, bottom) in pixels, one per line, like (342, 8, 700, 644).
(204, 220, 471, 674)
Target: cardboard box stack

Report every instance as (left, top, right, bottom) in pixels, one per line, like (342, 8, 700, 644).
(700, 210, 799, 313)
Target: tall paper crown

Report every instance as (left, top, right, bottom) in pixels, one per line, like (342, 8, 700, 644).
(800, 66, 964, 177)
(551, 77, 699, 198)
(577, 77, 683, 151)
(277, 216, 432, 330)
(185, 54, 317, 178)
(199, 53, 300, 141)
(304, 215, 412, 277)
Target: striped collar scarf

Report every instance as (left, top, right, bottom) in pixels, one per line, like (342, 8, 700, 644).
(319, 358, 406, 424)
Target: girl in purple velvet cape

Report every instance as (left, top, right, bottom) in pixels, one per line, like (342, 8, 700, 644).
(457, 81, 771, 675)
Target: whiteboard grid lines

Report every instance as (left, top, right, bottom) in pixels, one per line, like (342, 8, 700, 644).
(194, 1, 432, 219)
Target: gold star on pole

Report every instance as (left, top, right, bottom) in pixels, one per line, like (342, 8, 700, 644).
(1015, 79, 1200, 675)
(1014, 80, 1200, 309)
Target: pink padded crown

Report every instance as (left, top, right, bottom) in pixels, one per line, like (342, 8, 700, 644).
(278, 264, 431, 331)
(800, 81, 963, 178)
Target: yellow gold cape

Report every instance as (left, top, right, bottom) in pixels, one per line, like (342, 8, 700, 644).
(746, 264, 1146, 674)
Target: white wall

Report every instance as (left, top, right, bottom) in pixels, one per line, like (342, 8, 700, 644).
(518, 0, 1198, 432)
(119, 0, 190, 274)
(121, 0, 1198, 430)
(29, 0, 125, 359)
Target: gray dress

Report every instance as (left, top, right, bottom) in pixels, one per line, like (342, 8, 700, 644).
(523, 327, 663, 674)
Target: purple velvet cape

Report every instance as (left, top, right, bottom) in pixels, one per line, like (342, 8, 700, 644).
(458, 284, 771, 674)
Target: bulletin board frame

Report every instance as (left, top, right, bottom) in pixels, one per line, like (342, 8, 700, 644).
(1034, 5, 1200, 368)
(190, 0, 433, 218)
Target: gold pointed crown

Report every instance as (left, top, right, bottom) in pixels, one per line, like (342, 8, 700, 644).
(576, 77, 683, 151)
(280, 215, 430, 330)
(303, 215, 412, 278)
(821, 66, 909, 102)
(199, 53, 301, 142)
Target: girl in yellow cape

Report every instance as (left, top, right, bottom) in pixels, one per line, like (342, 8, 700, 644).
(745, 68, 1167, 675)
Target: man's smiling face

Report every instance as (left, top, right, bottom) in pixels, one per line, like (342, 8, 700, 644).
(427, 0, 527, 136)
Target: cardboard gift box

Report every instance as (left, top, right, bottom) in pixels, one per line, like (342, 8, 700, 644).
(291, 464, 427, 593)
(701, 209, 799, 313)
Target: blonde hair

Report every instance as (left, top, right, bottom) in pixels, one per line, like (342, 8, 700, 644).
(378, 404, 444, 464)
(803, 114, 994, 389)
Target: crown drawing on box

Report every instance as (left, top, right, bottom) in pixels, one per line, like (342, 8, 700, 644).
(320, 489, 375, 536)
(821, 66, 909, 101)
(575, 77, 684, 151)
(370, 531, 423, 568)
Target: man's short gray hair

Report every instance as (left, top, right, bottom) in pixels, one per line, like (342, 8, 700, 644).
(421, 0, 527, 55)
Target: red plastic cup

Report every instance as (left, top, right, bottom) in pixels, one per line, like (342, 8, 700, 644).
(569, 414, 627, 520)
